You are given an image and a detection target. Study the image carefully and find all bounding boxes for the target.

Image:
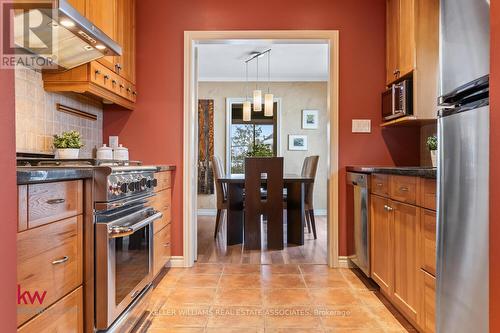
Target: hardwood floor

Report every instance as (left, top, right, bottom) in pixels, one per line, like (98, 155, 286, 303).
(196, 213, 327, 264)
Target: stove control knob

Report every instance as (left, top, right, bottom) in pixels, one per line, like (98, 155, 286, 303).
(152, 178, 158, 187)
(146, 179, 153, 188)
(128, 182, 136, 192)
(140, 178, 147, 190)
(134, 181, 141, 191)
(120, 183, 128, 193)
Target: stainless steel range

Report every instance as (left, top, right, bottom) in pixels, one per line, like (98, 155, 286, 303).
(17, 156, 162, 333)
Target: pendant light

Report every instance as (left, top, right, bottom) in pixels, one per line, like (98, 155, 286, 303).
(253, 56, 262, 111)
(264, 50, 274, 117)
(243, 62, 251, 121)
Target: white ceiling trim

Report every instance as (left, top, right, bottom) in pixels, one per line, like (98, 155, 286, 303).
(198, 76, 328, 82)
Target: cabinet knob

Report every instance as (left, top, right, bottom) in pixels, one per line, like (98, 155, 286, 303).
(132, 91, 137, 96)
(104, 74, 110, 81)
(115, 63, 122, 71)
(112, 79, 117, 85)
(127, 87, 131, 92)
(119, 84, 124, 89)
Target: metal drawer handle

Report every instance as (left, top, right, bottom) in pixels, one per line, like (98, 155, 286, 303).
(399, 187, 409, 192)
(164, 242, 170, 247)
(47, 198, 65, 204)
(376, 183, 383, 187)
(384, 205, 394, 212)
(52, 256, 69, 265)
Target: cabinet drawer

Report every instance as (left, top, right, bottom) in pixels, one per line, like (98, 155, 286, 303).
(90, 62, 115, 91)
(390, 175, 417, 204)
(155, 171, 172, 192)
(153, 224, 171, 276)
(17, 216, 83, 326)
(18, 286, 83, 333)
(149, 188, 172, 213)
(421, 209, 437, 276)
(420, 178, 437, 211)
(28, 180, 82, 228)
(422, 270, 436, 333)
(371, 174, 389, 197)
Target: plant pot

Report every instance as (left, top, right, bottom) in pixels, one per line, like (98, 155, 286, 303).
(55, 148, 80, 159)
(430, 150, 437, 167)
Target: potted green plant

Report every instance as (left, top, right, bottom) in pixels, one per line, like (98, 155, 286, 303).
(53, 130, 84, 159)
(426, 135, 438, 167)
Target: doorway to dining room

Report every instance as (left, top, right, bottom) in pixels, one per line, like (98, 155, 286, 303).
(183, 31, 339, 268)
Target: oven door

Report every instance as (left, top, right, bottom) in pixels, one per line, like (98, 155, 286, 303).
(95, 207, 162, 330)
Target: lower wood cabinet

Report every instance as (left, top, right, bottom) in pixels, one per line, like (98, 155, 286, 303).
(152, 170, 173, 277)
(153, 222, 172, 276)
(17, 287, 83, 333)
(391, 201, 420, 323)
(421, 270, 436, 333)
(369, 174, 436, 332)
(370, 195, 393, 295)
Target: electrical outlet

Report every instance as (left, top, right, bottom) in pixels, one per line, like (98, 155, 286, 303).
(352, 119, 371, 133)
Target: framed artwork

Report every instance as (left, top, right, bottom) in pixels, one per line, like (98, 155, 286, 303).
(288, 135, 308, 151)
(302, 109, 319, 129)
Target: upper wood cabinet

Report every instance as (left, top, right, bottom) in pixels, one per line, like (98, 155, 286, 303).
(43, 0, 137, 110)
(384, 0, 439, 126)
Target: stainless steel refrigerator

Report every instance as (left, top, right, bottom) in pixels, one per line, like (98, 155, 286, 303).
(437, 1, 490, 332)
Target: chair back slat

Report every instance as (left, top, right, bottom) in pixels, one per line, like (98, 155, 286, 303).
(244, 157, 284, 250)
(212, 156, 227, 208)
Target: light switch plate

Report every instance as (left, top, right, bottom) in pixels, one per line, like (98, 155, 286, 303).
(352, 119, 371, 133)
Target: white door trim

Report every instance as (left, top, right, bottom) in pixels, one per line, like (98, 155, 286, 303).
(183, 30, 340, 267)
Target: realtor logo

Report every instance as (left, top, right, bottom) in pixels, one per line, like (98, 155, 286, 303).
(1, 1, 56, 69)
(17, 284, 47, 305)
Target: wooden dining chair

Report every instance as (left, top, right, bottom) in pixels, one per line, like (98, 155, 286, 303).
(302, 156, 319, 239)
(212, 156, 228, 239)
(244, 157, 284, 250)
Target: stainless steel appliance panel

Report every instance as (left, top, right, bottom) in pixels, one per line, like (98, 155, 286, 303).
(347, 172, 370, 277)
(440, 0, 490, 96)
(437, 105, 489, 333)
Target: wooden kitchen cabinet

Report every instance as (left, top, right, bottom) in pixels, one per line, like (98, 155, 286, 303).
(369, 173, 437, 331)
(383, 0, 439, 126)
(391, 201, 420, 323)
(370, 195, 393, 295)
(43, 0, 137, 109)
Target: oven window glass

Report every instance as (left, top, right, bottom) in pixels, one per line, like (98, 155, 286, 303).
(115, 225, 150, 305)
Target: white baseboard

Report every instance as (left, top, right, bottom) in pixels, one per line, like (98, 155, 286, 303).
(338, 256, 355, 268)
(197, 209, 217, 216)
(168, 256, 187, 268)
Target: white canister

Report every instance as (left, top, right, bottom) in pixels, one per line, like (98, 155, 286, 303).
(96, 144, 113, 160)
(109, 136, 119, 148)
(113, 144, 129, 161)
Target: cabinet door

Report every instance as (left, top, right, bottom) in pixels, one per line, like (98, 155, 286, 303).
(392, 200, 420, 323)
(421, 270, 436, 333)
(85, 0, 117, 70)
(421, 209, 436, 275)
(386, 0, 400, 85)
(115, 0, 136, 83)
(398, 0, 416, 78)
(66, 0, 86, 15)
(370, 195, 393, 295)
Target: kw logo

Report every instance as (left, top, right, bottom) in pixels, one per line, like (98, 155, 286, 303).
(17, 285, 47, 305)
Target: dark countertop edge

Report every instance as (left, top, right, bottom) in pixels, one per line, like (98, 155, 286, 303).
(156, 165, 176, 172)
(346, 166, 437, 179)
(17, 168, 94, 185)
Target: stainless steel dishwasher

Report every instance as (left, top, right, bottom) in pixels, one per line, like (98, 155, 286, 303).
(346, 172, 370, 277)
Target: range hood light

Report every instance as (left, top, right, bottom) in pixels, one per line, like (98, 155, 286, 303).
(95, 44, 106, 50)
(60, 19, 75, 27)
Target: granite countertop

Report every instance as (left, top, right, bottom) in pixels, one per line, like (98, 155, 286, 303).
(17, 166, 94, 185)
(156, 165, 176, 172)
(346, 166, 437, 179)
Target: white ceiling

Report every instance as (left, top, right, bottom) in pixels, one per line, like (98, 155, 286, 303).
(197, 43, 329, 82)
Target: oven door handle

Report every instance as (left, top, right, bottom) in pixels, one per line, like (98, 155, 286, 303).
(108, 211, 163, 238)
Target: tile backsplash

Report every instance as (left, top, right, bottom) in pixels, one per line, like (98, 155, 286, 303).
(15, 65, 103, 158)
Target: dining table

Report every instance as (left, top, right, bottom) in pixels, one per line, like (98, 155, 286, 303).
(217, 173, 314, 247)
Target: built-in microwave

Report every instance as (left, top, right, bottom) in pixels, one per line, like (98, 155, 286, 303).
(382, 79, 413, 121)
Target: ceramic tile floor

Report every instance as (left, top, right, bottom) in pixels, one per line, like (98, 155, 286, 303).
(134, 264, 417, 333)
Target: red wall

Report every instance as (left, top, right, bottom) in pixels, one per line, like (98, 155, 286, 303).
(104, 0, 421, 257)
(490, 1, 500, 330)
(0, 2, 18, 328)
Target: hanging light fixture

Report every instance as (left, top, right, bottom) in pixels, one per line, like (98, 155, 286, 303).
(253, 56, 262, 111)
(243, 61, 251, 121)
(264, 50, 274, 117)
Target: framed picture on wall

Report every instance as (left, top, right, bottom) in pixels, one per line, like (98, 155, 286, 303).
(302, 110, 319, 129)
(288, 135, 308, 151)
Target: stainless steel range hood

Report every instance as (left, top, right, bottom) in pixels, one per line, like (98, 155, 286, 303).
(13, 0, 122, 70)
